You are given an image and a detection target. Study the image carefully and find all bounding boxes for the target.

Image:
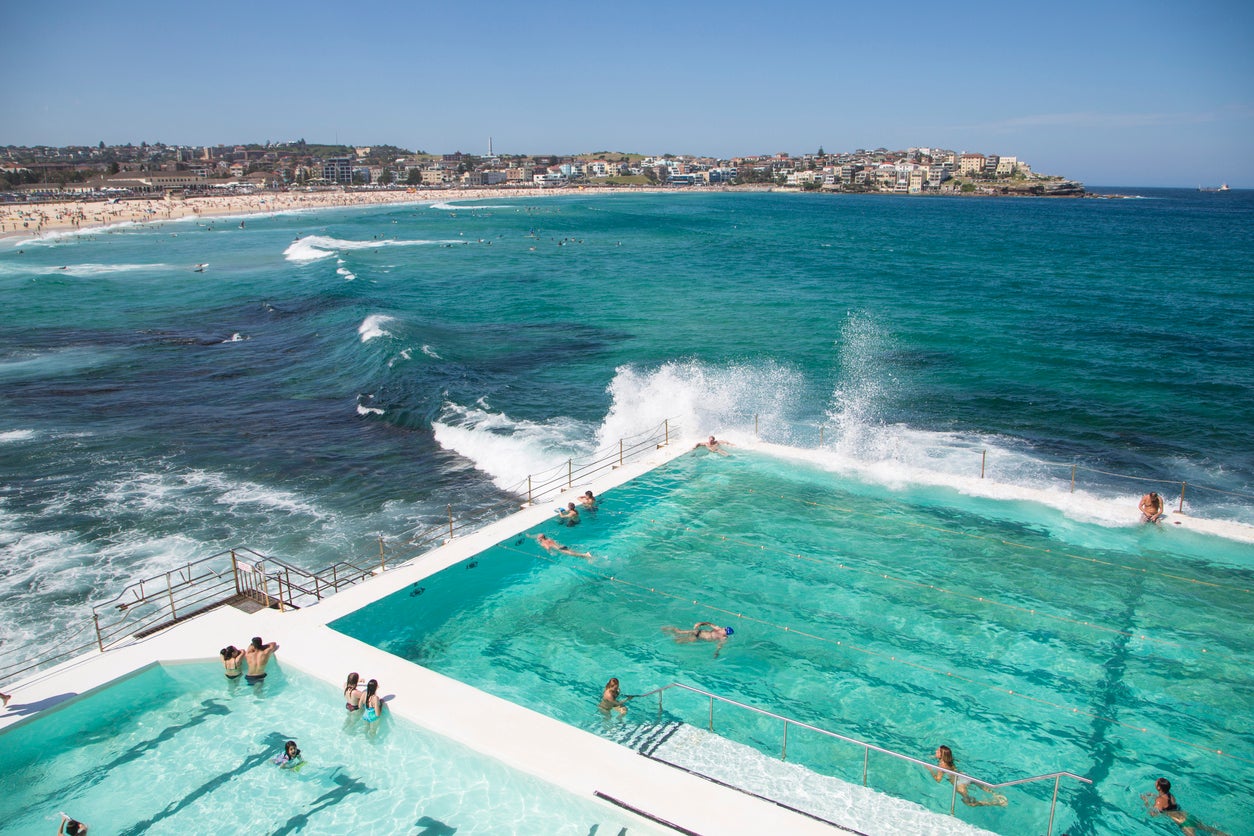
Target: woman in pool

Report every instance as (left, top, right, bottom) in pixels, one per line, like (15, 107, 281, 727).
(343, 672, 362, 712)
(929, 745, 1007, 807)
(1144, 777, 1230, 835)
(219, 645, 243, 680)
(662, 622, 734, 658)
(363, 679, 384, 734)
(598, 677, 630, 715)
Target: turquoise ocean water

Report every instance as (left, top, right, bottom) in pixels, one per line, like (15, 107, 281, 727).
(1, 189, 1251, 824)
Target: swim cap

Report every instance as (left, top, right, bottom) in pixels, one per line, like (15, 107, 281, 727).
(724, 626, 734, 636)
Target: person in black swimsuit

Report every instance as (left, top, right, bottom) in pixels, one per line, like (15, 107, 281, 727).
(1145, 777, 1230, 835)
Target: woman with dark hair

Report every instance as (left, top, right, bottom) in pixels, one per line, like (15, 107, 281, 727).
(363, 679, 384, 735)
(1145, 778, 1230, 835)
(219, 646, 243, 680)
(343, 672, 362, 712)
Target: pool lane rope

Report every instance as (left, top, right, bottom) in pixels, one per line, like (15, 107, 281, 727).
(497, 540, 1251, 767)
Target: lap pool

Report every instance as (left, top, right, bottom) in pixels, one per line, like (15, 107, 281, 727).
(0, 662, 663, 835)
(331, 450, 1252, 836)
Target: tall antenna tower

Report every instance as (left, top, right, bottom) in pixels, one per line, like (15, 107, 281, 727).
(489, 137, 494, 157)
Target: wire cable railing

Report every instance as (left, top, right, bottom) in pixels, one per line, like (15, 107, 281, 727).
(631, 682, 1090, 836)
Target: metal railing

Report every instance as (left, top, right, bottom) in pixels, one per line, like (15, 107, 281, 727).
(634, 682, 1090, 836)
(0, 419, 681, 688)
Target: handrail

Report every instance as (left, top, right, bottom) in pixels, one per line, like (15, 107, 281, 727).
(0, 419, 681, 687)
(631, 682, 1090, 836)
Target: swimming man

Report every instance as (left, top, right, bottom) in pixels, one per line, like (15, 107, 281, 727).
(662, 622, 735, 657)
(693, 435, 732, 456)
(531, 533, 593, 560)
(243, 636, 279, 684)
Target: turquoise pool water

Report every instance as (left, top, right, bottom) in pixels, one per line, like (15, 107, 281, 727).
(331, 450, 1253, 836)
(0, 662, 661, 835)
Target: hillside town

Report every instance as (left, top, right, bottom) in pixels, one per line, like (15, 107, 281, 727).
(0, 140, 1084, 201)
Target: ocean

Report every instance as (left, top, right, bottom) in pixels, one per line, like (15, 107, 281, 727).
(2, 187, 1252, 669)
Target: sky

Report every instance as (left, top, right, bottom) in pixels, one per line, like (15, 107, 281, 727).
(3, 0, 1251, 187)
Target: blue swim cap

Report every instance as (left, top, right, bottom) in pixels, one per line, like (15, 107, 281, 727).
(724, 626, 734, 636)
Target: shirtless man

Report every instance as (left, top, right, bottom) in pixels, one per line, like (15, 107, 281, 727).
(531, 533, 593, 560)
(693, 435, 732, 456)
(1139, 492, 1165, 523)
(578, 490, 598, 510)
(243, 636, 279, 684)
(662, 622, 735, 657)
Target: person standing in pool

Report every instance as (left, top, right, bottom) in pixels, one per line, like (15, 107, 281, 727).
(362, 679, 384, 736)
(220, 646, 244, 680)
(598, 677, 631, 715)
(343, 672, 362, 712)
(557, 502, 580, 526)
(662, 622, 734, 657)
(1140, 492, 1165, 523)
(1144, 777, 1230, 835)
(243, 636, 279, 684)
(579, 490, 598, 511)
(929, 745, 1007, 807)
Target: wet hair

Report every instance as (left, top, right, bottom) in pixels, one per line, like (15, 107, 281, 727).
(365, 679, 378, 699)
(250, 636, 264, 650)
(285, 740, 300, 758)
(584, 490, 595, 498)
(345, 672, 359, 689)
(937, 745, 955, 767)
(1157, 777, 1171, 793)
(606, 677, 619, 689)
(220, 645, 238, 659)
(65, 821, 84, 836)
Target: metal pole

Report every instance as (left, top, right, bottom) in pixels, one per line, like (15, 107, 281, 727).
(568, 459, 572, 489)
(527, 476, 533, 505)
(619, 438, 623, 467)
(231, 550, 241, 595)
(167, 572, 177, 620)
(1071, 464, 1076, 493)
(782, 719, 789, 761)
(1046, 775, 1061, 836)
(708, 696, 715, 731)
(448, 504, 454, 539)
(664, 419, 669, 446)
(93, 613, 105, 652)
(981, 450, 987, 479)
(863, 747, 870, 786)
(379, 535, 386, 572)
(755, 413, 759, 437)
(1178, 482, 1187, 513)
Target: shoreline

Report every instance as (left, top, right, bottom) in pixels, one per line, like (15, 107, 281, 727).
(0, 186, 728, 241)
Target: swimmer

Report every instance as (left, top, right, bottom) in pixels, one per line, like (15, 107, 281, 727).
(693, 435, 732, 455)
(662, 622, 734, 658)
(243, 636, 279, 684)
(929, 745, 1008, 807)
(219, 645, 244, 680)
(1144, 777, 1230, 835)
(557, 502, 580, 526)
(344, 672, 362, 712)
(530, 533, 593, 560)
(362, 679, 384, 734)
(598, 677, 631, 715)
(58, 815, 87, 835)
(578, 490, 598, 510)
(1139, 492, 1165, 523)
(273, 740, 302, 769)
(1, 691, 11, 708)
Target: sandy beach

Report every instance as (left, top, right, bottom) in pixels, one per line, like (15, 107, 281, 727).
(0, 186, 712, 240)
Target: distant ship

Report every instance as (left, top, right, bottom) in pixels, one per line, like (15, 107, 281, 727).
(1198, 183, 1230, 192)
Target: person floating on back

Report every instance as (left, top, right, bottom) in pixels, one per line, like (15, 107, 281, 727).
(662, 622, 734, 658)
(693, 435, 732, 456)
(1139, 492, 1165, 523)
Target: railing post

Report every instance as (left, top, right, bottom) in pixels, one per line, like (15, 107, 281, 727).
(166, 571, 177, 621)
(755, 413, 759, 437)
(379, 535, 386, 573)
(981, 449, 987, 479)
(782, 719, 789, 761)
(708, 696, 715, 731)
(1178, 481, 1187, 513)
(93, 612, 105, 652)
(527, 476, 533, 505)
(1046, 775, 1061, 836)
(567, 459, 573, 489)
(863, 746, 870, 786)
(664, 419, 669, 446)
(1070, 464, 1076, 493)
(231, 550, 241, 595)
(448, 504, 454, 539)
(619, 438, 623, 468)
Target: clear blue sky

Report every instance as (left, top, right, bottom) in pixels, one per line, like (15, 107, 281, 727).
(4, 0, 1251, 187)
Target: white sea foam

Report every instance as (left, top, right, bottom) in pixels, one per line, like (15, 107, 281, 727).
(429, 202, 515, 211)
(337, 266, 357, 281)
(283, 235, 464, 263)
(420, 344, 442, 359)
(358, 314, 395, 342)
(9, 262, 169, 277)
(0, 429, 37, 443)
(432, 402, 594, 492)
(222, 333, 246, 343)
(357, 404, 385, 416)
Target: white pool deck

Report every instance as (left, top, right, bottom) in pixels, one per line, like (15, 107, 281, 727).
(2, 439, 1030, 835)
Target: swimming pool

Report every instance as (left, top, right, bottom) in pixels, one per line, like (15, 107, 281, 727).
(0, 661, 664, 835)
(330, 450, 1253, 836)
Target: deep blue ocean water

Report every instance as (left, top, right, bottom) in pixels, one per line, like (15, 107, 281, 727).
(2, 187, 1251, 665)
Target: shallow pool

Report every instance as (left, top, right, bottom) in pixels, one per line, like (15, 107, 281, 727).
(331, 450, 1253, 836)
(0, 661, 661, 835)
